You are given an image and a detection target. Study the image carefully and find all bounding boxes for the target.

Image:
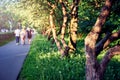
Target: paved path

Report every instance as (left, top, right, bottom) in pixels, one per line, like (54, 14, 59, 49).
(0, 40, 30, 80)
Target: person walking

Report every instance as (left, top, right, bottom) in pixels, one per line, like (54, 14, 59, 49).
(20, 28, 26, 45)
(26, 28, 33, 44)
(14, 27, 21, 45)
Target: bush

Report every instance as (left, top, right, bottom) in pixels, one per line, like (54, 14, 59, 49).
(0, 32, 15, 46)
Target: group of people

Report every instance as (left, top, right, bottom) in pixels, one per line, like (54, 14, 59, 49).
(14, 27, 33, 45)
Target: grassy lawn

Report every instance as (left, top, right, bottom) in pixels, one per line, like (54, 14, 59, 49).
(18, 34, 120, 80)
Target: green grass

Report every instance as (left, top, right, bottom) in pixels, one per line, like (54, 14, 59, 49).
(18, 34, 120, 80)
(18, 34, 85, 80)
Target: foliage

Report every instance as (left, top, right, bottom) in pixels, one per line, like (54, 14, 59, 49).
(16, 0, 50, 31)
(0, 0, 20, 30)
(1, 0, 120, 33)
(0, 0, 50, 31)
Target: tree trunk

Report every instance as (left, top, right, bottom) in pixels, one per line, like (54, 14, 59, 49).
(85, 0, 113, 80)
(47, 1, 65, 56)
(59, 0, 70, 56)
(69, 0, 80, 52)
(50, 10, 64, 54)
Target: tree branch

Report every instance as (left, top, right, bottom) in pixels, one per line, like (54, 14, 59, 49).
(103, 30, 120, 48)
(95, 30, 120, 56)
(59, 1, 68, 48)
(100, 45, 120, 76)
(95, 32, 111, 56)
(85, 0, 112, 53)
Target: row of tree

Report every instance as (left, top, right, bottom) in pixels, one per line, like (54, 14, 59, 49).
(35, 1, 120, 79)
(0, 0, 19, 30)
(1, 0, 120, 80)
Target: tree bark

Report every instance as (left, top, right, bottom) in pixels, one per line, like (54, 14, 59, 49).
(85, 0, 113, 80)
(103, 30, 120, 48)
(69, 0, 80, 52)
(48, 1, 71, 57)
(95, 30, 120, 56)
(49, 10, 64, 55)
(95, 32, 111, 56)
(47, 2, 65, 56)
(59, 0, 70, 56)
